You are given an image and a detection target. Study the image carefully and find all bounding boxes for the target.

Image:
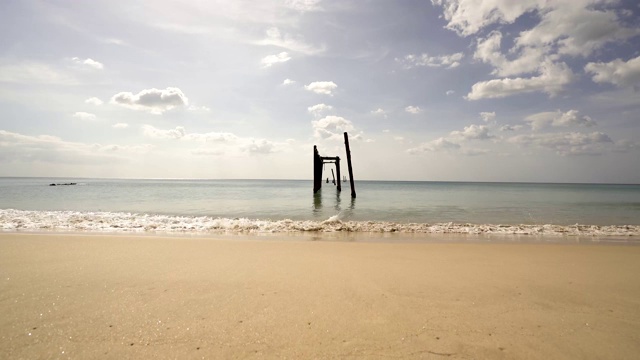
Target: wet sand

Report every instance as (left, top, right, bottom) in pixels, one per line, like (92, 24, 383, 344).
(1, 233, 639, 359)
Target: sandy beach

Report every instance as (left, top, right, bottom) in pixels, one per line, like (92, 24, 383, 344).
(1, 233, 639, 359)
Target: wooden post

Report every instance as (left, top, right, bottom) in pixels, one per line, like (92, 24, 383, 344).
(331, 168, 336, 185)
(344, 132, 356, 198)
(313, 146, 322, 193)
(336, 157, 341, 192)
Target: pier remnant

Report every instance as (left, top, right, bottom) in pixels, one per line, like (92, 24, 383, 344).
(312, 132, 355, 198)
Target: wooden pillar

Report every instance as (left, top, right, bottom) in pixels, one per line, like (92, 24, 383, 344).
(344, 132, 356, 198)
(336, 157, 341, 192)
(331, 168, 336, 185)
(313, 146, 322, 193)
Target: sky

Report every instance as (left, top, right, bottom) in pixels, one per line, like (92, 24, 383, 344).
(1, 0, 639, 183)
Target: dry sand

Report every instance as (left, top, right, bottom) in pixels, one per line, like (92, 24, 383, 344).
(1, 233, 639, 359)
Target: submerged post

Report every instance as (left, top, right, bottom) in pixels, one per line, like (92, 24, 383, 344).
(344, 132, 356, 198)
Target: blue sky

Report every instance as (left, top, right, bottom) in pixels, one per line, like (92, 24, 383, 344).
(1, 0, 639, 183)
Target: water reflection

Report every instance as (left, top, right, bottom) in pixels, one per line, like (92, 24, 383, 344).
(312, 189, 356, 219)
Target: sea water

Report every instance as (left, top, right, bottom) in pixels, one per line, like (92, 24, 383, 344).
(1, 177, 639, 237)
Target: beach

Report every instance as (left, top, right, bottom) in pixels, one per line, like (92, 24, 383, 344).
(1, 233, 639, 359)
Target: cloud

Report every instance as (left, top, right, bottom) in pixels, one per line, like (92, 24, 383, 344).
(437, 0, 640, 97)
(0, 62, 77, 85)
(113, 123, 129, 129)
(398, 52, 464, 69)
(405, 106, 422, 114)
(525, 110, 597, 131)
(256, 27, 325, 55)
(285, 0, 322, 12)
(261, 52, 292, 68)
(474, 31, 544, 77)
(312, 116, 354, 140)
(450, 124, 493, 140)
(445, 90, 455, 95)
(141, 125, 285, 155)
(188, 105, 211, 112)
(72, 112, 97, 121)
(431, 0, 542, 37)
(508, 131, 613, 156)
(85, 97, 103, 106)
(0, 129, 150, 164)
(307, 103, 333, 116)
(71, 57, 104, 70)
(142, 125, 187, 139)
(500, 124, 523, 132)
(305, 81, 337, 95)
(371, 108, 387, 117)
(242, 139, 277, 154)
(111, 87, 189, 114)
(282, 78, 296, 85)
(408, 137, 461, 154)
(585, 55, 640, 88)
(466, 61, 573, 100)
(480, 111, 496, 123)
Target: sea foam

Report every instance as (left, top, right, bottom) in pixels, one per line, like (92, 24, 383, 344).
(1, 209, 638, 237)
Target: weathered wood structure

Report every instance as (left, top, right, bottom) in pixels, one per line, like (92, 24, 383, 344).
(313, 132, 356, 198)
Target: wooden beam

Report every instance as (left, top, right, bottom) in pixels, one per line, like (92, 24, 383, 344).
(344, 132, 356, 198)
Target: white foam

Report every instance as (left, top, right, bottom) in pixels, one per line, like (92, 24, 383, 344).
(1, 209, 638, 237)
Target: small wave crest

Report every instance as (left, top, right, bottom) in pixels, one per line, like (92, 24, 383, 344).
(1, 209, 638, 236)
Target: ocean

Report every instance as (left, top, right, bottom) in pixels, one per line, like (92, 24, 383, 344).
(1, 177, 639, 239)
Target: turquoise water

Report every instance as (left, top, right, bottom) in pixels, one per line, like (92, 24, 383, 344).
(1, 178, 639, 227)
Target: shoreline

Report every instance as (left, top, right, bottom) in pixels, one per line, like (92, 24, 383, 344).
(2, 229, 640, 245)
(2, 233, 640, 359)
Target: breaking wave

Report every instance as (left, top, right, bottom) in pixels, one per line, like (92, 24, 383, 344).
(1, 209, 638, 237)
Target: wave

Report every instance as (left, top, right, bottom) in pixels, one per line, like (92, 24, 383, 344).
(1, 209, 638, 237)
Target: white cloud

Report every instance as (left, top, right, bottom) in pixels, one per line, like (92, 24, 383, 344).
(85, 97, 103, 106)
(466, 61, 573, 100)
(72, 112, 97, 121)
(450, 124, 493, 140)
(113, 123, 129, 129)
(398, 52, 464, 69)
(285, 0, 322, 12)
(261, 52, 291, 68)
(0, 129, 150, 164)
(242, 139, 277, 154)
(480, 111, 496, 123)
(371, 108, 387, 117)
(312, 116, 354, 140)
(256, 27, 325, 55)
(307, 103, 333, 116)
(445, 90, 455, 96)
(515, 2, 640, 57)
(282, 78, 296, 85)
(500, 124, 523, 132)
(111, 87, 189, 114)
(305, 81, 337, 96)
(188, 105, 211, 112)
(508, 131, 613, 156)
(405, 106, 422, 114)
(431, 0, 543, 37)
(525, 110, 597, 131)
(585, 55, 640, 88)
(0, 62, 77, 85)
(474, 31, 544, 76)
(71, 57, 104, 70)
(142, 125, 187, 139)
(408, 137, 461, 154)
